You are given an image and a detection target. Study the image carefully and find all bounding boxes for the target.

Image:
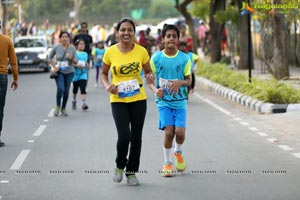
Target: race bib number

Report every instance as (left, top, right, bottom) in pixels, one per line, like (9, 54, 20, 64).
(57, 61, 69, 70)
(159, 78, 176, 92)
(78, 60, 86, 67)
(118, 79, 140, 98)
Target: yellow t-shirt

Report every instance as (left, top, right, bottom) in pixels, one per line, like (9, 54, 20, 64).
(103, 44, 149, 103)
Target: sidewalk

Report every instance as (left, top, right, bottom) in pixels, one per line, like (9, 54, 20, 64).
(197, 50, 300, 114)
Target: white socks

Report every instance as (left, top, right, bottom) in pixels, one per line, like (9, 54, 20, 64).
(163, 147, 173, 163)
(164, 142, 183, 163)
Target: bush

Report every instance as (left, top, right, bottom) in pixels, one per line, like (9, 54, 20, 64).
(196, 61, 300, 104)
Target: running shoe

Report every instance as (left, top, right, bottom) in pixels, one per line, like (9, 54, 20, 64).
(82, 103, 89, 111)
(0, 140, 5, 147)
(72, 101, 76, 110)
(161, 162, 173, 177)
(174, 150, 186, 171)
(113, 168, 123, 183)
(61, 108, 68, 117)
(54, 106, 60, 117)
(127, 175, 140, 186)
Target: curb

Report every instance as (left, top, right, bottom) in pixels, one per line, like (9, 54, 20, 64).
(197, 77, 300, 114)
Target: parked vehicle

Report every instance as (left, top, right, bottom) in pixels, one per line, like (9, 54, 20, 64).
(12, 36, 50, 72)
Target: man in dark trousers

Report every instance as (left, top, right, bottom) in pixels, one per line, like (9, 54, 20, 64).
(73, 22, 93, 64)
(73, 22, 93, 88)
(0, 20, 19, 147)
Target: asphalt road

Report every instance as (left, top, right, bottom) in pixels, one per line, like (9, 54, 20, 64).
(0, 69, 300, 200)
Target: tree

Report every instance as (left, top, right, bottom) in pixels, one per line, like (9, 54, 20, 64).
(73, 0, 82, 23)
(174, 0, 198, 53)
(209, 0, 226, 63)
(237, 0, 253, 70)
(272, 0, 289, 79)
(148, 0, 179, 19)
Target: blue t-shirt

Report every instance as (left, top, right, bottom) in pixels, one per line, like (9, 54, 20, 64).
(73, 51, 88, 81)
(150, 50, 191, 109)
(92, 48, 105, 67)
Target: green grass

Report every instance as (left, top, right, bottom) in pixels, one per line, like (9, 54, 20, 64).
(196, 61, 300, 104)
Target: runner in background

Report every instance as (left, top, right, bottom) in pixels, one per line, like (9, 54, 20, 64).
(179, 41, 199, 94)
(92, 41, 106, 87)
(72, 39, 89, 111)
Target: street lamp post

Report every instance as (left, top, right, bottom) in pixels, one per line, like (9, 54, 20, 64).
(247, 0, 253, 83)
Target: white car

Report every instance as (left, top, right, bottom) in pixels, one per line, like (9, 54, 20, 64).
(13, 36, 50, 72)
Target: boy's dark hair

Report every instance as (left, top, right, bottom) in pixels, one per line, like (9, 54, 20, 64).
(162, 24, 180, 38)
(116, 18, 136, 33)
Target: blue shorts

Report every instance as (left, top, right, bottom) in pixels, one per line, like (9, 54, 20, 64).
(158, 107, 186, 130)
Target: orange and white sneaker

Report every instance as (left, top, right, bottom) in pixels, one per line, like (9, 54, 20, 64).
(161, 162, 173, 177)
(174, 151, 186, 171)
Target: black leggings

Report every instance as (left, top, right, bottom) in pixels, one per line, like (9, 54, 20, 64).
(111, 100, 147, 175)
(73, 79, 87, 95)
(188, 72, 195, 92)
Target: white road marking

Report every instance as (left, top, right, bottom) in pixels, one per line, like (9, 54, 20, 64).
(0, 195, 2, 199)
(33, 125, 47, 137)
(48, 109, 54, 117)
(43, 119, 49, 122)
(0, 180, 10, 183)
(248, 127, 259, 131)
(233, 117, 242, 121)
(256, 132, 268, 137)
(267, 138, 279, 143)
(292, 153, 300, 158)
(28, 140, 35, 143)
(194, 92, 232, 115)
(240, 121, 250, 126)
(278, 145, 293, 151)
(10, 150, 31, 170)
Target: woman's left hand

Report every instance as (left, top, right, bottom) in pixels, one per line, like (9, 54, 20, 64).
(144, 72, 155, 83)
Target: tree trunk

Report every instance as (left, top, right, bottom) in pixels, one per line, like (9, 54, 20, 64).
(209, 0, 225, 63)
(1, 0, 7, 35)
(272, 0, 289, 80)
(175, 0, 198, 53)
(74, 0, 82, 23)
(237, 0, 253, 70)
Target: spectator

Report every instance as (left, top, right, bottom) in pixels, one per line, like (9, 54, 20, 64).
(19, 22, 28, 36)
(221, 27, 229, 56)
(0, 20, 19, 147)
(105, 25, 118, 46)
(198, 20, 207, 51)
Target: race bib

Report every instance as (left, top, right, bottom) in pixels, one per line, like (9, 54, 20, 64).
(159, 78, 176, 93)
(57, 61, 69, 70)
(96, 55, 103, 60)
(78, 60, 86, 67)
(118, 79, 140, 98)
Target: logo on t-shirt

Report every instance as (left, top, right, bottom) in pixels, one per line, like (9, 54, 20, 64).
(112, 62, 140, 75)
